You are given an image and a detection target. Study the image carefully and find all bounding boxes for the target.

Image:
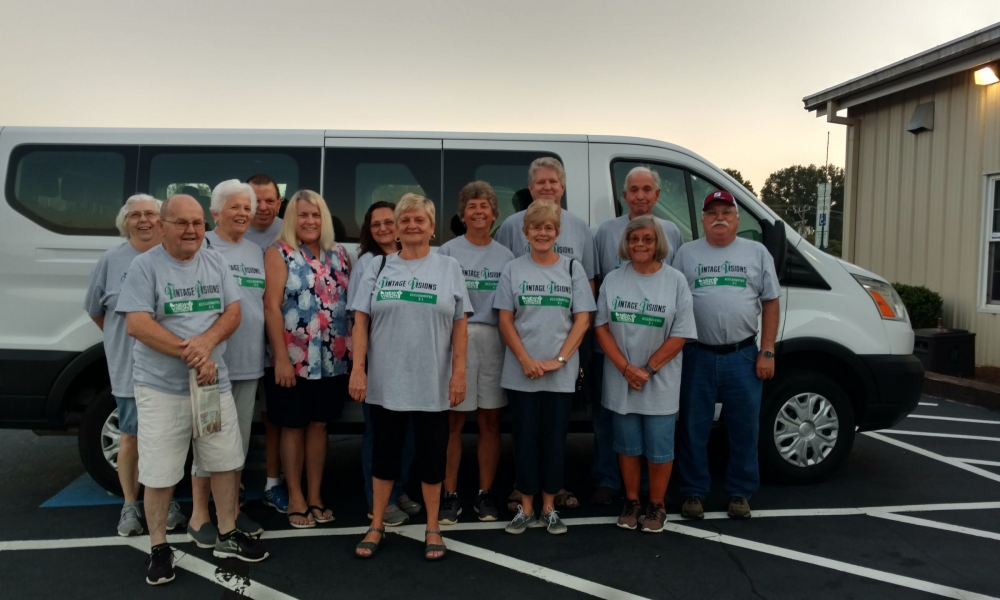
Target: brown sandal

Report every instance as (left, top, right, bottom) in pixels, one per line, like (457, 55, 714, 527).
(506, 489, 522, 513)
(554, 489, 580, 509)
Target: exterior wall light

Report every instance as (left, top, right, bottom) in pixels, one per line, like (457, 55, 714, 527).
(974, 65, 999, 85)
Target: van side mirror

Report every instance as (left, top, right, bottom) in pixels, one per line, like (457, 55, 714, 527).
(761, 219, 788, 275)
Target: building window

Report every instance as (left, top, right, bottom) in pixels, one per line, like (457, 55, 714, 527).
(984, 178, 1000, 306)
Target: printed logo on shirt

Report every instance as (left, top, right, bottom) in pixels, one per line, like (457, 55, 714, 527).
(694, 262, 747, 289)
(523, 243, 575, 256)
(517, 280, 572, 308)
(376, 276, 438, 304)
(164, 280, 221, 300)
(463, 267, 501, 291)
(164, 298, 223, 314)
(610, 296, 666, 327)
(230, 263, 265, 288)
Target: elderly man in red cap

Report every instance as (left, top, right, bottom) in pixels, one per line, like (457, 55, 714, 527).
(671, 190, 781, 520)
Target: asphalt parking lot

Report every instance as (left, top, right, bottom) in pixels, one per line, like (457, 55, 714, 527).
(1, 394, 999, 600)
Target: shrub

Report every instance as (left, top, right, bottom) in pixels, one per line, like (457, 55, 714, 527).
(892, 283, 943, 329)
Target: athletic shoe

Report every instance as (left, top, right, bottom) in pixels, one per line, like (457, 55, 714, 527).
(504, 506, 538, 534)
(727, 497, 752, 519)
(681, 497, 705, 520)
(117, 502, 144, 537)
(473, 490, 499, 522)
(541, 509, 567, 535)
(146, 544, 175, 586)
(166, 499, 187, 531)
(263, 484, 289, 514)
(397, 494, 422, 516)
(238, 483, 246, 508)
(236, 512, 263, 537)
(439, 492, 462, 525)
(642, 503, 667, 533)
(214, 530, 270, 562)
(617, 499, 641, 530)
(366, 504, 410, 527)
(187, 521, 218, 549)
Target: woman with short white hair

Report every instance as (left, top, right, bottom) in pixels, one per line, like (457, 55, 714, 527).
(85, 194, 187, 536)
(187, 180, 269, 546)
(350, 193, 472, 561)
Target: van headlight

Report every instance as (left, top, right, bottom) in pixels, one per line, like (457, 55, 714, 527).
(853, 275, 908, 323)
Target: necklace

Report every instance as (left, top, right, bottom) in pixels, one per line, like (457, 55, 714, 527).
(401, 254, 431, 277)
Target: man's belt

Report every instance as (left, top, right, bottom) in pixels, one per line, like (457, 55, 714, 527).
(693, 335, 757, 354)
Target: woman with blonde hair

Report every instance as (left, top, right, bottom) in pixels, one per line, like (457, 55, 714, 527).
(351, 193, 472, 561)
(263, 190, 351, 529)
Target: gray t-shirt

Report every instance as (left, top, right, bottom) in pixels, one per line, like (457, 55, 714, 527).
(595, 214, 684, 276)
(494, 207, 597, 279)
(351, 252, 473, 412)
(437, 236, 515, 326)
(84, 242, 143, 398)
(206, 231, 266, 381)
(595, 263, 698, 415)
(117, 245, 242, 395)
(243, 217, 283, 250)
(346, 252, 375, 313)
(493, 254, 596, 393)
(672, 237, 781, 345)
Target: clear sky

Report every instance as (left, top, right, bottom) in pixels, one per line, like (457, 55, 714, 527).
(0, 0, 995, 191)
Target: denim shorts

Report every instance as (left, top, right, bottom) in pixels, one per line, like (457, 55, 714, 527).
(612, 412, 677, 463)
(114, 395, 138, 436)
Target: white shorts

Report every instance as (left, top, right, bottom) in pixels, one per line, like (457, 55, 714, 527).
(193, 380, 257, 478)
(454, 323, 507, 412)
(134, 385, 244, 488)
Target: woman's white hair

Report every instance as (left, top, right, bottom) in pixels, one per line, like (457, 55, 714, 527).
(115, 194, 161, 239)
(210, 179, 257, 217)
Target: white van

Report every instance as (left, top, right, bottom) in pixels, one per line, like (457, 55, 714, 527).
(0, 126, 923, 493)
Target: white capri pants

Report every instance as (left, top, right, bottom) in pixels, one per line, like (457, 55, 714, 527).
(192, 379, 257, 478)
(134, 385, 244, 488)
(453, 323, 507, 412)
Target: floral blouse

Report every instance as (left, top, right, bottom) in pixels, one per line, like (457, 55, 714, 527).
(270, 241, 352, 379)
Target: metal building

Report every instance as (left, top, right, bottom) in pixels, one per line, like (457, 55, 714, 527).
(804, 23, 1000, 366)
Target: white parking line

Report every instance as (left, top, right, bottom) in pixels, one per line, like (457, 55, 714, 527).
(396, 529, 650, 600)
(955, 458, 1000, 468)
(864, 432, 1000, 484)
(868, 511, 1000, 542)
(919, 402, 939, 406)
(881, 430, 1000, 443)
(907, 415, 1000, 425)
(666, 522, 1000, 600)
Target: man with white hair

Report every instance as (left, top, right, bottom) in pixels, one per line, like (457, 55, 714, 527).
(118, 194, 269, 586)
(589, 166, 685, 505)
(672, 190, 780, 521)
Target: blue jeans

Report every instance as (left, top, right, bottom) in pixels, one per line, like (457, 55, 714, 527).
(507, 389, 573, 496)
(362, 403, 415, 508)
(676, 343, 763, 500)
(589, 354, 621, 491)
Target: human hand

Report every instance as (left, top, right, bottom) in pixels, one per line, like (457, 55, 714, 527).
(181, 335, 215, 369)
(623, 364, 649, 391)
(539, 359, 565, 373)
(275, 359, 297, 388)
(196, 359, 217, 386)
(349, 369, 368, 402)
(520, 357, 546, 380)
(449, 372, 466, 407)
(756, 354, 775, 380)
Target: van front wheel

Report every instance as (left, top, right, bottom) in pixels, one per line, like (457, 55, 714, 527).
(78, 389, 124, 496)
(759, 371, 856, 484)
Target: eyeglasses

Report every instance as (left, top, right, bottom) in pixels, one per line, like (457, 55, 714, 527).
(162, 219, 206, 231)
(627, 236, 656, 246)
(127, 211, 159, 220)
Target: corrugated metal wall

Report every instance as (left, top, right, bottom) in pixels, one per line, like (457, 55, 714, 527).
(848, 70, 1000, 365)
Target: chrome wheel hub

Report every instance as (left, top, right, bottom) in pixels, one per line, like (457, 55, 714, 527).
(773, 393, 839, 467)
(101, 408, 121, 471)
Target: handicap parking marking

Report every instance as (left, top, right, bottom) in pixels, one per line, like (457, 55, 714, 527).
(865, 432, 1000, 484)
(907, 414, 1000, 425)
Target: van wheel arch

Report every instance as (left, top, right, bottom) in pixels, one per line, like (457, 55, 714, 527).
(45, 344, 108, 427)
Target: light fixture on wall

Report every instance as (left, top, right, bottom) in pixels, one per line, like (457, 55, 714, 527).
(974, 64, 999, 85)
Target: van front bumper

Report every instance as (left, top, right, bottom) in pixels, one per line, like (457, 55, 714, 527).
(857, 354, 924, 431)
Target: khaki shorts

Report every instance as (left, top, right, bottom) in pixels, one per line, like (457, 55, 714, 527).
(135, 385, 244, 488)
(453, 323, 507, 412)
(192, 379, 257, 478)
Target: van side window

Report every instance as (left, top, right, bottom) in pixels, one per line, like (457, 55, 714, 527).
(5, 145, 137, 235)
(442, 150, 564, 242)
(324, 148, 442, 244)
(611, 161, 693, 242)
(139, 147, 321, 229)
(690, 172, 763, 242)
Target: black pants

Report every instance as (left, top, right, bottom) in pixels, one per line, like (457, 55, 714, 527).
(369, 404, 449, 485)
(506, 389, 574, 496)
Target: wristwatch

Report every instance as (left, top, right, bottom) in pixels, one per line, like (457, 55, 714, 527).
(759, 350, 775, 359)
(643, 364, 657, 376)
(557, 356, 567, 364)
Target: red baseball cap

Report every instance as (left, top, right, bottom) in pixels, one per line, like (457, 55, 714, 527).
(702, 190, 736, 210)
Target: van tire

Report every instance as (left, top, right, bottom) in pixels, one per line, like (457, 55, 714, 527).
(759, 370, 856, 484)
(78, 388, 124, 496)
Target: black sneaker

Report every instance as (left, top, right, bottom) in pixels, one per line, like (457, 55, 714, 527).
(146, 544, 175, 586)
(439, 492, 462, 525)
(214, 529, 270, 562)
(474, 490, 499, 522)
